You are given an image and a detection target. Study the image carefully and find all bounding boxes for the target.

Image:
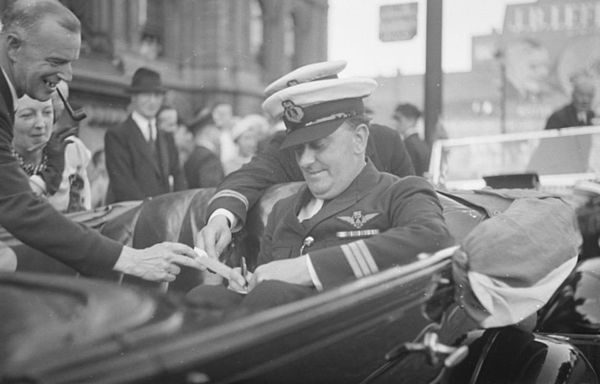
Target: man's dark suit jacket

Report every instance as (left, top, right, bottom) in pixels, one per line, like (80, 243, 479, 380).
(544, 104, 596, 130)
(404, 133, 431, 177)
(0, 69, 121, 275)
(184, 145, 225, 189)
(105, 116, 187, 203)
(206, 123, 415, 226)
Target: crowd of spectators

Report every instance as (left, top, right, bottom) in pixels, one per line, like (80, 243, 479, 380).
(75, 67, 283, 207)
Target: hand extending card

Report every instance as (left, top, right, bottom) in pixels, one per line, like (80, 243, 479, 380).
(193, 247, 234, 280)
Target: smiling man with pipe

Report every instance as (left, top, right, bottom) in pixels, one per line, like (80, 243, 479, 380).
(0, 0, 198, 280)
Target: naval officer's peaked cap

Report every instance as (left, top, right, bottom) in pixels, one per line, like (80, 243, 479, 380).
(263, 60, 348, 99)
(262, 77, 377, 149)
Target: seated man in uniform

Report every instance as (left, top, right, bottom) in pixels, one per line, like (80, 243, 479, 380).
(196, 61, 415, 271)
(187, 77, 452, 310)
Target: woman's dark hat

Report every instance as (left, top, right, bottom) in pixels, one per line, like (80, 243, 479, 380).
(127, 67, 167, 94)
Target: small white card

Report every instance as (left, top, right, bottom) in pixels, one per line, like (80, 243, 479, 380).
(193, 247, 234, 280)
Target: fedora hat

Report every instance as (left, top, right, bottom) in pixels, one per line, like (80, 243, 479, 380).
(127, 67, 167, 94)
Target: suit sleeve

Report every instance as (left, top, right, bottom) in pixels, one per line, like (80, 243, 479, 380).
(0, 114, 122, 276)
(206, 131, 302, 225)
(104, 128, 146, 201)
(255, 198, 285, 268)
(308, 177, 453, 289)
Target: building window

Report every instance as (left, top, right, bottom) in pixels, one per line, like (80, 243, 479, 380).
(284, 12, 296, 70)
(250, 0, 265, 66)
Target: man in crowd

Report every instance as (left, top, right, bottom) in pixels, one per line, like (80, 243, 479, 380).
(196, 60, 415, 262)
(392, 103, 430, 177)
(187, 77, 451, 309)
(211, 102, 237, 165)
(156, 104, 179, 134)
(545, 73, 597, 130)
(105, 67, 186, 202)
(184, 113, 225, 188)
(0, 0, 197, 280)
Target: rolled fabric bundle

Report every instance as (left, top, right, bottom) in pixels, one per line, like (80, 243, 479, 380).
(453, 197, 581, 328)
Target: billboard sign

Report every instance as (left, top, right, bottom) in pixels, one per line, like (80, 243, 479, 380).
(379, 2, 418, 42)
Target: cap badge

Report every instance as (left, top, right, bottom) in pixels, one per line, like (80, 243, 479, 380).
(337, 211, 380, 229)
(282, 100, 304, 123)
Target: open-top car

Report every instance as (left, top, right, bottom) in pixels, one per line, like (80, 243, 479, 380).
(1, 181, 599, 384)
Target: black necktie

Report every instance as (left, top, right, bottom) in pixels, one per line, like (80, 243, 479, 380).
(148, 122, 156, 144)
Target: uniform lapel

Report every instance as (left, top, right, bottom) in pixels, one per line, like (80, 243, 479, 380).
(288, 187, 314, 234)
(303, 161, 380, 232)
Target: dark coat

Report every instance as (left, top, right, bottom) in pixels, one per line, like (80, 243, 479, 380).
(184, 145, 225, 189)
(404, 133, 431, 177)
(259, 162, 452, 289)
(206, 123, 415, 226)
(545, 104, 596, 130)
(105, 117, 186, 203)
(0, 68, 121, 276)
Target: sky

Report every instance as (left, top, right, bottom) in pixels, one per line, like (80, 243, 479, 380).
(328, 0, 534, 77)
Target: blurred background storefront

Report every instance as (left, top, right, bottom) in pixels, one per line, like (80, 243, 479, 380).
(0, 0, 598, 150)
(0, 0, 328, 153)
(371, 0, 600, 137)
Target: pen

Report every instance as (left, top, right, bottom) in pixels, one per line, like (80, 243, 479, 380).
(241, 256, 248, 288)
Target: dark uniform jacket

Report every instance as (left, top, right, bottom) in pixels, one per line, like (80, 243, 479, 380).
(258, 161, 453, 289)
(544, 104, 596, 130)
(184, 145, 224, 189)
(105, 116, 187, 203)
(206, 124, 415, 226)
(0, 68, 121, 275)
(404, 133, 431, 177)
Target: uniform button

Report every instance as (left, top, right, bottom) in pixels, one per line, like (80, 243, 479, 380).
(300, 236, 315, 255)
(303, 236, 315, 247)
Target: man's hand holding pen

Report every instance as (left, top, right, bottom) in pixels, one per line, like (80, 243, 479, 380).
(225, 256, 250, 294)
(241, 256, 248, 288)
(228, 265, 252, 294)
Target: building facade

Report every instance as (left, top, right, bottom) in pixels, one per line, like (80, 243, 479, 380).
(0, 0, 328, 152)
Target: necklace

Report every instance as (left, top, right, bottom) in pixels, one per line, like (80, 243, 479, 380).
(11, 147, 47, 176)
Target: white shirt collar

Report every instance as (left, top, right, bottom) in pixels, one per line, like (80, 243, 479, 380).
(1, 66, 19, 112)
(131, 111, 156, 141)
(297, 198, 324, 222)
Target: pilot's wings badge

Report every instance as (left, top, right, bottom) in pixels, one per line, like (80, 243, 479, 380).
(337, 211, 380, 229)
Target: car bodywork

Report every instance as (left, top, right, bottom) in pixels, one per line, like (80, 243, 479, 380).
(0, 185, 598, 383)
(429, 125, 600, 195)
